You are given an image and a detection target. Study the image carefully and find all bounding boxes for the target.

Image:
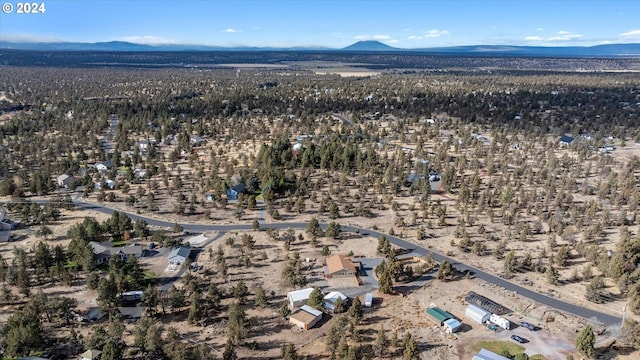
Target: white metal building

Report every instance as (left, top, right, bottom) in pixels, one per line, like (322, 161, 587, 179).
(287, 288, 315, 308)
(472, 348, 510, 360)
(466, 304, 491, 324)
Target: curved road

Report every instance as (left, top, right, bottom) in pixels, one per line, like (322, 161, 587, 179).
(71, 199, 622, 327)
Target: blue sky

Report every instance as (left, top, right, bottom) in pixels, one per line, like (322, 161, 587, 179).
(1, 0, 639, 48)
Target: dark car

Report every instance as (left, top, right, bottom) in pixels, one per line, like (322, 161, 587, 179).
(511, 334, 528, 343)
(519, 321, 536, 331)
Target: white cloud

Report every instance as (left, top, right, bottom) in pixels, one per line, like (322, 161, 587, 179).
(407, 29, 449, 40)
(0, 33, 62, 43)
(424, 29, 449, 38)
(524, 36, 543, 41)
(536, 28, 544, 32)
(224, 28, 241, 33)
(547, 31, 582, 41)
(388, 39, 399, 44)
(619, 29, 640, 41)
(354, 34, 391, 40)
(120, 35, 178, 45)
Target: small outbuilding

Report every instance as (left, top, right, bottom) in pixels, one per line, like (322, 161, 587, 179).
(80, 349, 102, 360)
(0, 230, 11, 243)
(425, 306, 454, 326)
(289, 305, 323, 331)
(466, 304, 491, 324)
(323, 291, 347, 312)
(472, 348, 511, 360)
(287, 288, 315, 309)
(443, 318, 462, 334)
(364, 292, 373, 307)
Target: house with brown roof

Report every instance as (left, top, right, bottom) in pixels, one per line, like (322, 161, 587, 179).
(323, 254, 360, 278)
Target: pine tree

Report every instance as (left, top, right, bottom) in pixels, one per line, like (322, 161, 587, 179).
(348, 297, 363, 324)
(281, 342, 298, 360)
(545, 263, 559, 285)
(254, 285, 267, 307)
(576, 325, 595, 358)
(307, 287, 324, 310)
(101, 340, 123, 360)
(223, 338, 237, 360)
(373, 325, 387, 358)
(402, 332, 419, 360)
(227, 304, 247, 345)
(333, 297, 345, 314)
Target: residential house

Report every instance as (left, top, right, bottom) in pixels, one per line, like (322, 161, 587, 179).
(287, 288, 315, 308)
(89, 242, 112, 265)
(559, 135, 574, 145)
(56, 174, 74, 188)
(323, 254, 360, 278)
(117, 244, 143, 258)
(94, 160, 113, 172)
(226, 183, 247, 200)
(289, 305, 323, 331)
(94, 179, 115, 190)
(168, 245, 191, 265)
(89, 242, 143, 265)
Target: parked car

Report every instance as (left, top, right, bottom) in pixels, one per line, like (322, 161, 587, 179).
(519, 321, 536, 331)
(511, 334, 528, 343)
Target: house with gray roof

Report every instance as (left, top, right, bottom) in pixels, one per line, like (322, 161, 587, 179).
(89, 241, 143, 265)
(168, 245, 191, 265)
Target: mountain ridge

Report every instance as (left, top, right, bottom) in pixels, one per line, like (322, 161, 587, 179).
(1, 40, 639, 57)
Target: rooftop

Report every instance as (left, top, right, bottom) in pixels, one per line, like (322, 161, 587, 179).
(288, 288, 315, 302)
(169, 245, 191, 259)
(325, 254, 358, 274)
(300, 305, 323, 317)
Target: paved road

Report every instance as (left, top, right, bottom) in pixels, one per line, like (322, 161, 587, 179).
(65, 199, 622, 327)
(331, 113, 354, 127)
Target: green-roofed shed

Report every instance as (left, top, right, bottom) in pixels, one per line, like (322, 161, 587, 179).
(426, 306, 454, 326)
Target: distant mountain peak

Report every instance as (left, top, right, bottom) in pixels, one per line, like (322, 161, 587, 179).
(342, 40, 396, 51)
